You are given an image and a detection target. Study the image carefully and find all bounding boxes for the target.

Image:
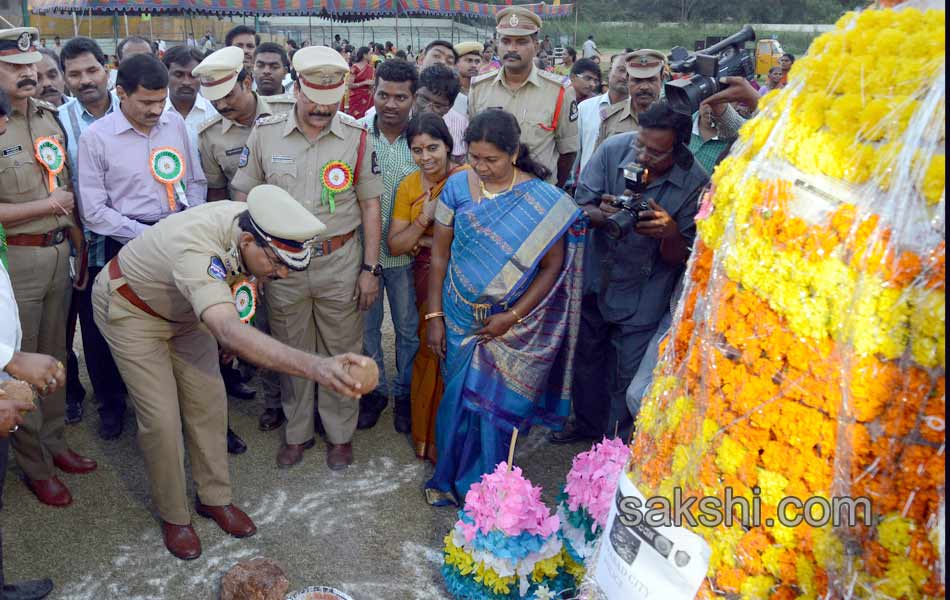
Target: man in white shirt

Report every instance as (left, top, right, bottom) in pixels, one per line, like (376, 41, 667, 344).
(452, 41, 483, 117)
(577, 53, 629, 174)
(109, 36, 154, 90)
(582, 34, 599, 59)
(162, 45, 218, 152)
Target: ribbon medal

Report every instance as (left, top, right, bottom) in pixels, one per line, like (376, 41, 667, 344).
(34, 136, 65, 192)
(232, 279, 257, 324)
(150, 147, 187, 212)
(320, 161, 353, 214)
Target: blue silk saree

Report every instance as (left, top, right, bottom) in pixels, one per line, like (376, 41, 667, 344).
(425, 172, 586, 502)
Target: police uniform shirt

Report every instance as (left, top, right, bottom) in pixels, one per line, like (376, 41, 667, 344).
(575, 131, 709, 327)
(598, 100, 638, 146)
(0, 98, 74, 235)
(230, 109, 383, 239)
(198, 94, 295, 196)
(115, 201, 249, 323)
(467, 64, 579, 182)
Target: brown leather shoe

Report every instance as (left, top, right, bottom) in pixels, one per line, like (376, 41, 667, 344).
(24, 476, 72, 507)
(161, 521, 202, 560)
(52, 449, 98, 474)
(195, 500, 257, 538)
(326, 442, 353, 471)
(276, 438, 315, 469)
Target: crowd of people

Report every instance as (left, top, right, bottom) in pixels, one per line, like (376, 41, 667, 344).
(0, 8, 777, 597)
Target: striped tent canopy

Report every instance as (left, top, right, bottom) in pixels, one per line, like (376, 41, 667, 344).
(30, 0, 574, 19)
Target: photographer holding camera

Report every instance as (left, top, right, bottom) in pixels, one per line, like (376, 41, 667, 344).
(550, 101, 708, 443)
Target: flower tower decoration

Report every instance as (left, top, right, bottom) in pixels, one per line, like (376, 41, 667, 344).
(582, 1, 945, 598)
(556, 437, 631, 579)
(442, 461, 577, 599)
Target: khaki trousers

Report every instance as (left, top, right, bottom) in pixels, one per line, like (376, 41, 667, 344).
(267, 235, 363, 445)
(7, 242, 70, 480)
(92, 272, 230, 525)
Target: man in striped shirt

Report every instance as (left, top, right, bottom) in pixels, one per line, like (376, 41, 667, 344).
(355, 59, 420, 433)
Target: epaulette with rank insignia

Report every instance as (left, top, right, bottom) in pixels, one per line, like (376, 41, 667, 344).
(471, 70, 499, 86)
(254, 112, 290, 127)
(261, 93, 295, 104)
(31, 97, 58, 113)
(197, 114, 223, 135)
(538, 69, 568, 87)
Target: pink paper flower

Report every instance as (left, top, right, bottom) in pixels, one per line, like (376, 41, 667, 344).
(460, 463, 560, 538)
(563, 437, 630, 528)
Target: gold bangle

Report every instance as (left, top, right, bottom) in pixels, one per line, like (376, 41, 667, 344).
(510, 307, 524, 324)
(424, 311, 445, 321)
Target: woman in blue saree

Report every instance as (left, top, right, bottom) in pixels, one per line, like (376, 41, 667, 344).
(423, 110, 586, 506)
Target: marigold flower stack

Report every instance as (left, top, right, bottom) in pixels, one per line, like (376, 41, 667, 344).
(588, 1, 945, 598)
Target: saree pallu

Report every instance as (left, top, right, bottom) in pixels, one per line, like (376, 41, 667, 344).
(346, 63, 374, 120)
(411, 248, 442, 463)
(426, 176, 585, 501)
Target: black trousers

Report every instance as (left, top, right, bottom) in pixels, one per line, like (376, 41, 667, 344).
(570, 293, 659, 440)
(74, 238, 127, 422)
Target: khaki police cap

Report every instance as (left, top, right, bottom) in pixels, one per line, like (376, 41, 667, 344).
(454, 41, 483, 58)
(495, 6, 541, 37)
(192, 46, 244, 101)
(626, 49, 667, 78)
(247, 184, 326, 271)
(0, 27, 41, 65)
(292, 45, 349, 105)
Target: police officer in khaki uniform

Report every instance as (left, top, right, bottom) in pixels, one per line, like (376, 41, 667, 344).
(194, 46, 297, 435)
(597, 49, 668, 146)
(91, 185, 372, 560)
(194, 47, 295, 202)
(230, 46, 383, 471)
(467, 6, 578, 187)
(0, 26, 97, 508)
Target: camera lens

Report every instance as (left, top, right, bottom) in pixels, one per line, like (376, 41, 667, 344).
(665, 74, 720, 115)
(605, 210, 636, 240)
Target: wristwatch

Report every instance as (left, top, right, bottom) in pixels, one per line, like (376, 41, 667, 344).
(361, 263, 383, 276)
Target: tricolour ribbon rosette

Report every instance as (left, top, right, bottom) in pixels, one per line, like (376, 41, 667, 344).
(320, 160, 353, 214)
(34, 136, 65, 192)
(150, 147, 187, 212)
(231, 279, 257, 324)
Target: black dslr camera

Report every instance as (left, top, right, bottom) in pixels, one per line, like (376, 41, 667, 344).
(604, 163, 651, 240)
(664, 25, 757, 115)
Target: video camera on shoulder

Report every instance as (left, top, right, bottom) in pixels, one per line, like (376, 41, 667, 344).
(665, 25, 757, 115)
(604, 163, 651, 240)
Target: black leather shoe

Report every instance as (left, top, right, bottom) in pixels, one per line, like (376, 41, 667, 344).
(227, 428, 247, 454)
(258, 407, 286, 431)
(393, 394, 411, 434)
(547, 424, 599, 445)
(222, 364, 256, 400)
(98, 415, 123, 440)
(356, 392, 388, 430)
(2, 578, 54, 599)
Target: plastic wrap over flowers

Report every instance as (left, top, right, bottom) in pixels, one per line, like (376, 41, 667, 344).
(579, 1, 945, 598)
(556, 438, 631, 573)
(442, 463, 577, 599)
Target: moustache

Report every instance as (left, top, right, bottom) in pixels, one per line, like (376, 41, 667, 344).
(78, 85, 99, 93)
(503, 53, 521, 61)
(178, 86, 196, 94)
(41, 87, 58, 96)
(17, 78, 37, 88)
(309, 112, 333, 118)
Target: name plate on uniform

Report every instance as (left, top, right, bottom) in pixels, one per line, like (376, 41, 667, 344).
(2, 145, 23, 157)
(225, 147, 245, 156)
(271, 155, 295, 164)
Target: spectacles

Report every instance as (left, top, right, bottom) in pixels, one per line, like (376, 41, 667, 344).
(633, 139, 673, 161)
(416, 92, 451, 113)
(574, 73, 601, 85)
(260, 244, 289, 276)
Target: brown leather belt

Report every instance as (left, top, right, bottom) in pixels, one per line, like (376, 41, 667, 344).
(6, 228, 68, 247)
(312, 229, 355, 257)
(108, 259, 166, 321)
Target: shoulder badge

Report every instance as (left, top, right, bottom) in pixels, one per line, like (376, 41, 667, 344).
(471, 71, 498, 86)
(255, 112, 290, 127)
(237, 146, 250, 168)
(263, 93, 295, 104)
(207, 256, 227, 281)
(197, 114, 223, 135)
(31, 98, 58, 113)
(569, 100, 579, 122)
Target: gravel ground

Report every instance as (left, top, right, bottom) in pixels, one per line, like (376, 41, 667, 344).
(2, 300, 588, 600)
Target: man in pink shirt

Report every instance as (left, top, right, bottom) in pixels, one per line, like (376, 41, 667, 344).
(77, 53, 206, 249)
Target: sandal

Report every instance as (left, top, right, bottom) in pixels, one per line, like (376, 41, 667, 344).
(424, 486, 458, 507)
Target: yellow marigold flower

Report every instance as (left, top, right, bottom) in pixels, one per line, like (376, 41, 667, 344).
(740, 574, 774, 600)
(877, 514, 915, 554)
(756, 469, 789, 508)
(811, 525, 844, 570)
(921, 154, 945, 205)
(880, 555, 930, 600)
(715, 435, 746, 475)
(795, 554, 817, 599)
(760, 545, 785, 578)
